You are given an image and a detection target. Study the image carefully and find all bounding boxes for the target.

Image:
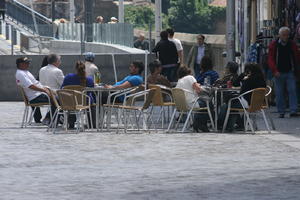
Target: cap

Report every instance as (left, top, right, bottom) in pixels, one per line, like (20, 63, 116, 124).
(84, 52, 95, 62)
(111, 17, 118, 21)
(16, 57, 31, 65)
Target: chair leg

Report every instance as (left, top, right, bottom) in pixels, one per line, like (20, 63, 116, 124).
(222, 106, 231, 133)
(167, 109, 177, 133)
(182, 110, 193, 133)
(265, 110, 276, 130)
(48, 109, 58, 132)
(52, 111, 60, 134)
(64, 111, 68, 132)
(21, 106, 28, 128)
(207, 102, 215, 130)
(244, 111, 255, 134)
(261, 109, 271, 134)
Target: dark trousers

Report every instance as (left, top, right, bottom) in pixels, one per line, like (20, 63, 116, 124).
(162, 66, 178, 82)
(29, 94, 56, 123)
(68, 105, 96, 128)
(194, 63, 201, 80)
(193, 100, 214, 130)
(218, 99, 244, 131)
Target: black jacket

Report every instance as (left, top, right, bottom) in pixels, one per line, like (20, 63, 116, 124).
(152, 39, 178, 65)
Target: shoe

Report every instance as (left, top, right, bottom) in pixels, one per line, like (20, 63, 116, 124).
(42, 118, 50, 126)
(279, 114, 285, 118)
(290, 113, 299, 117)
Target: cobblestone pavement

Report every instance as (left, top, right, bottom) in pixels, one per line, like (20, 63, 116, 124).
(1, 102, 300, 200)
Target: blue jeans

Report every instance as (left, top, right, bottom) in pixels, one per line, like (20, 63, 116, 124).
(194, 64, 201, 80)
(274, 71, 298, 114)
(162, 66, 178, 82)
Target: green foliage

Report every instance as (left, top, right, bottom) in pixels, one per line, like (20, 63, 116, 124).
(168, 0, 226, 34)
(125, 5, 154, 30)
(125, 1, 226, 33)
(125, 5, 170, 31)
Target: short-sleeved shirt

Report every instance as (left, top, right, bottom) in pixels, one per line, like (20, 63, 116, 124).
(113, 75, 143, 87)
(168, 38, 183, 51)
(176, 75, 199, 108)
(61, 73, 95, 103)
(16, 69, 43, 101)
(113, 75, 143, 102)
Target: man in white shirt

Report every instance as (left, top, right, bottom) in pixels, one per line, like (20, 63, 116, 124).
(167, 28, 184, 66)
(39, 54, 64, 90)
(16, 57, 54, 124)
(84, 52, 100, 78)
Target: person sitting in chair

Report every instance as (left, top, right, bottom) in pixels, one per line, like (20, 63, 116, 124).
(15, 57, 55, 125)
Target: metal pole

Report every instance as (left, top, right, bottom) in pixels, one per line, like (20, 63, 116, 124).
(155, 0, 162, 44)
(11, 25, 14, 55)
(84, 0, 93, 42)
(70, 0, 75, 23)
(118, 0, 124, 23)
(80, 23, 85, 55)
(243, 0, 249, 71)
(111, 54, 118, 83)
(51, 0, 55, 22)
(149, 21, 152, 51)
(226, 0, 236, 62)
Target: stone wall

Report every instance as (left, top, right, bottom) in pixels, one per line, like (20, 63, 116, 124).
(0, 54, 155, 101)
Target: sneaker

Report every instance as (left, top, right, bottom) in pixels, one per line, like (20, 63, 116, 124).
(279, 114, 285, 118)
(290, 113, 299, 117)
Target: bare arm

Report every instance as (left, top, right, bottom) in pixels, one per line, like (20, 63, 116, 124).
(192, 82, 201, 94)
(105, 81, 132, 89)
(29, 85, 50, 96)
(178, 50, 184, 66)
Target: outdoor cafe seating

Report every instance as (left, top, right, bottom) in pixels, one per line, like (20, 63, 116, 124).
(18, 83, 275, 134)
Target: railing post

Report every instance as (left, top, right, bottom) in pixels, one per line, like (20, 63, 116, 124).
(5, 23, 9, 40)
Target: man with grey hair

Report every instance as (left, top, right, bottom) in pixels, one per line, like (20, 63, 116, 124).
(134, 33, 149, 50)
(39, 54, 64, 91)
(268, 26, 300, 118)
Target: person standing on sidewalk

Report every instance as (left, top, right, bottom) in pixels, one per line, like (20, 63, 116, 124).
(268, 27, 300, 118)
(187, 34, 212, 80)
(166, 28, 184, 66)
(152, 31, 178, 82)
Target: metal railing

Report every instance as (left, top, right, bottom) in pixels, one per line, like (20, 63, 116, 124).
(6, 0, 53, 37)
(58, 23, 134, 47)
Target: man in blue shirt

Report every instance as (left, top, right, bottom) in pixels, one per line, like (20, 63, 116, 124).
(105, 61, 144, 89)
(102, 61, 144, 103)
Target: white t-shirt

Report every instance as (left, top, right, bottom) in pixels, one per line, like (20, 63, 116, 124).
(85, 61, 99, 78)
(16, 69, 43, 101)
(169, 38, 183, 51)
(176, 75, 199, 108)
(39, 64, 64, 90)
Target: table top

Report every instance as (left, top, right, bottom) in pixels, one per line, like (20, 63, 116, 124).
(84, 86, 124, 92)
(212, 87, 240, 92)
